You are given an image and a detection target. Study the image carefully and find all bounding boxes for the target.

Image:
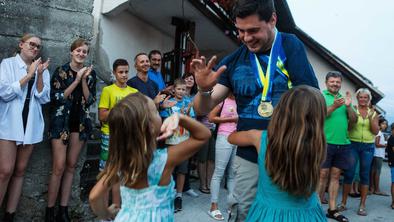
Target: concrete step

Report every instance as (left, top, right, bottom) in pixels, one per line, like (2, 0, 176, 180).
(86, 140, 101, 156)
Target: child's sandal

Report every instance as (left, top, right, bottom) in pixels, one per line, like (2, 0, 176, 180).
(326, 209, 349, 222)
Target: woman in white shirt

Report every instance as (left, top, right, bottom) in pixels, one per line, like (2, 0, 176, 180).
(370, 119, 389, 195)
(0, 33, 50, 221)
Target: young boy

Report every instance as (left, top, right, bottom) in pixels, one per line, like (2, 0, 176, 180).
(387, 123, 394, 209)
(98, 59, 138, 210)
(161, 78, 195, 212)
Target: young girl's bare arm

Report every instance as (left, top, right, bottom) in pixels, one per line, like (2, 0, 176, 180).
(89, 176, 119, 220)
(375, 135, 386, 148)
(228, 130, 262, 153)
(208, 103, 238, 124)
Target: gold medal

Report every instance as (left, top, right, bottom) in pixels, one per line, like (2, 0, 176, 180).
(258, 102, 273, 117)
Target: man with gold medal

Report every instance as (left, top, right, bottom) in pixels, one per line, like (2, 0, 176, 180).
(191, 1, 320, 221)
(250, 27, 286, 118)
(257, 101, 273, 117)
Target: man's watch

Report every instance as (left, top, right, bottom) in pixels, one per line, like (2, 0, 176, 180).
(198, 87, 214, 96)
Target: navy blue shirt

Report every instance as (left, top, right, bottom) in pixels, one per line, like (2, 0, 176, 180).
(127, 75, 159, 100)
(387, 136, 394, 167)
(218, 32, 319, 163)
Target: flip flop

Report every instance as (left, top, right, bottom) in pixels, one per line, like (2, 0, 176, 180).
(357, 207, 368, 216)
(199, 187, 210, 194)
(208, 209, 224, 221)
(373, 191, 389, 196)
(320, 198, 328, 204)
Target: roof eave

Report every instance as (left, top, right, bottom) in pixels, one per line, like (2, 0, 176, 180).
(276, 0, 384, 104)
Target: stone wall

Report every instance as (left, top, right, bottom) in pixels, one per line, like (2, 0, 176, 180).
(0, 0, 96, 221)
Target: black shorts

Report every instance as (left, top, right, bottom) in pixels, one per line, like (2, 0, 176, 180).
(321, 144, 354, 170)
(175, 160, 189, 175)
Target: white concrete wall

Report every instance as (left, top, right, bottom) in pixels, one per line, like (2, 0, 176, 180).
(96, 9, 174, 78)
(306, 46, 357, 98)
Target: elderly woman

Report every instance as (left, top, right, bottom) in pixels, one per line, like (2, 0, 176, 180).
(46, 38, 96, 222)
(338, 88, 379, 216)
(0, 33, 50, 221)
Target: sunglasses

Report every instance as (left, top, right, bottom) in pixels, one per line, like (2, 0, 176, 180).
(25, 41, 42, 50)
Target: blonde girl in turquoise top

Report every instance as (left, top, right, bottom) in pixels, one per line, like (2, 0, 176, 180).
(228, 86, 326, 222)
(339, 88, 379, 217)
(89, 93, 211, 221)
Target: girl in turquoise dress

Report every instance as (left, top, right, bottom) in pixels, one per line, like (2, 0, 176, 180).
(228, 86, 327, 222)
(89, 93, 211, 221)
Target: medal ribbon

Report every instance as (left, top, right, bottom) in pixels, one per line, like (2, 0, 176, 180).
(250, 29, 292, 103)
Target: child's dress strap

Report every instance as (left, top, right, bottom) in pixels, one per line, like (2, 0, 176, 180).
(258, 130, 268, 164)
(147, 148, 168, 186)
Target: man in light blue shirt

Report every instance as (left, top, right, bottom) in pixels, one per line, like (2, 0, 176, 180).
(148, 50, 166, 91)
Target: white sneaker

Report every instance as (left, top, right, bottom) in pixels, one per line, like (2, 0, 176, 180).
(185, 189, 199, 197)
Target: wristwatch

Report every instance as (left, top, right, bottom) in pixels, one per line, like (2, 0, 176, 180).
(198, 87, 214, 96)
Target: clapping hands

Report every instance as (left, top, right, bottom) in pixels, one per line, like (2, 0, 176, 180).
(76, 65, 93, 82)
(28, 57, 50, 78)
(37, 58, 50, 75)
(345, 91, 352, 107)
(368, 105, 377, 119)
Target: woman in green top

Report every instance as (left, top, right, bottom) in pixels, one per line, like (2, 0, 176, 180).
(338, 88, 379, 216)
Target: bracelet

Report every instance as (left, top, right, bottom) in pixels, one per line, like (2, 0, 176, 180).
(198, 87, 214, 96)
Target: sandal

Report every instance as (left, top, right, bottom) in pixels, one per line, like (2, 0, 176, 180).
(336, 203, 347, 212)
(199, 187, 210, 194)
(319, 196, 328, 204)
(208, 209, 224, 221)
(326, 209, 349, 222)
(357, 207, 367, 216)
(349, 192, 361, 198)
(373, 191, 389, 196)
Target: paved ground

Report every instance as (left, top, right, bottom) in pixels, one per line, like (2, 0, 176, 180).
(175, 164, 393, 222)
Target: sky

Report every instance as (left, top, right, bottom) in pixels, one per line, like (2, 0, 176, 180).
(287, 0, 394, 123)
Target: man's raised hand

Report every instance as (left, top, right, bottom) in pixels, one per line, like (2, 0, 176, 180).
(190, 55, 226, 91)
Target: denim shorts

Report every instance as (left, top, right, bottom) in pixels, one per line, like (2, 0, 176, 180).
(321, 144, 354, 170)
(391, 167, 394, 183)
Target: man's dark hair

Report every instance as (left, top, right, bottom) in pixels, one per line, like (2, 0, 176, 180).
(325, 71, 343, 81)
(148, 50, 162, 59)
(379, 118, 387, 125)
(233, 0, 275, 22)
(134, 52, 148, 62)
(113, 59, 129, 71)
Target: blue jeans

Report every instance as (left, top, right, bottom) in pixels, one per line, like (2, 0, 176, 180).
(343, 142, 374, 185)
(210, 135, 237, 203)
